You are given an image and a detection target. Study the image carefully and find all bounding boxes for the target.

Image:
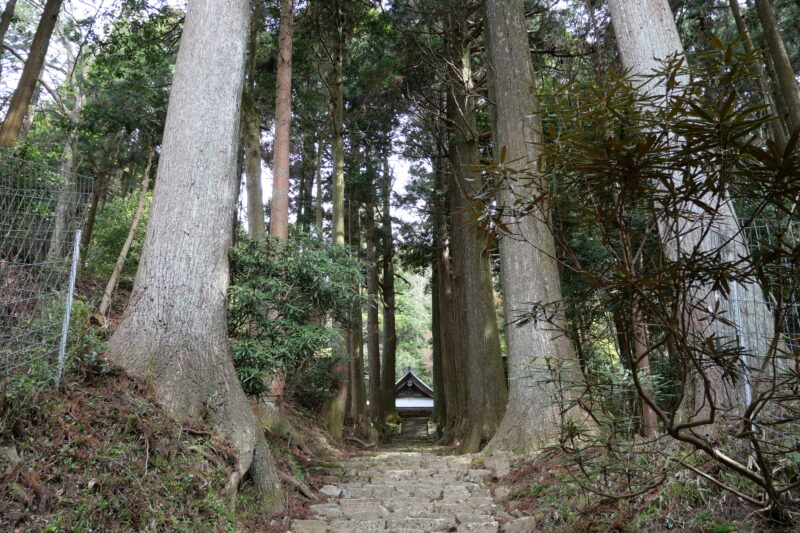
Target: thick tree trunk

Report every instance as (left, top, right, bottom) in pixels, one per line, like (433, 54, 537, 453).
(269, 0, 293, 239)
(98, 149, 154, 318)
(444, 5, 507, 452)
(243, 8, 265, 240)
(608, 0, 776, 426)
(754, 0, 800, 134)
(483, 0, 587, 454)
(379, 158, 399, 423)
(105, 0, 282, 511)
(365, 196, 383, 426)
(0, 0, 18, 81)
(729, 0, 788, 148)
(0, 0, 63, 147)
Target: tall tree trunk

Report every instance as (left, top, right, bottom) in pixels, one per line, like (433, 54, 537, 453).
(46, 128, 79, 260)
(0, 0, 18, 82)
(331, 6, 346, 247)
(346, 194, 367, 436)
(608, 0, 776, 426)
(98, 149, 154, 318)
(433, 139, 464, 439)
(319, 2, 349, 440)
(314, 139, 324, 233)
(444, 4, 507, 452)
(430, 264, 445, 432)
(243, 7, 265, 240)
(754, 0, 800, 134)
(269, 0, 293, 239)
(729, 0, 788, 148)
(81, 170, 108, 251)
(298, 137, 315, 232)
(0, 0, 63, 147)
(105, 0, 282, 511)
(483, 0, 587, 454)
(380, 157, 399, 423)
(365, 193, 383, 427)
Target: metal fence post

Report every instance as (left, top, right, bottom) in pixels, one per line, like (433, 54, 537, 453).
(54, 229, 81, 390)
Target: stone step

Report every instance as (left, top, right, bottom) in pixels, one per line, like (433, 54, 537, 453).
(302, 445, 515, 533)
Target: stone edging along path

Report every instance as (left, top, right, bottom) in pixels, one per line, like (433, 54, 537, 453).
(289, 444, 539, 533)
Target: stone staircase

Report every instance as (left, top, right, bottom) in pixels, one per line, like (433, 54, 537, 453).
(290, 440, 531, 533)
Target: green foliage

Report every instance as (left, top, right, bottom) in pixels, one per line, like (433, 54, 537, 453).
(0, 296, 106, 435)
(477, 37, 800, 520)
(84, 190, 151, 283)
(228, 234, 365, 406)
(393, 270, 433, 384)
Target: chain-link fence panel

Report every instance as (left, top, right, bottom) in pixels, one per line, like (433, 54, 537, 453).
(0, 152, 92, 390)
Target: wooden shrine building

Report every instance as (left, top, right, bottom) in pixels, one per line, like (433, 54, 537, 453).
(395, 367, 434, 418)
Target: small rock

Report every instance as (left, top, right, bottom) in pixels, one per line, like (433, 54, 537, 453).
(493, 486, 510, 501)
(289, 519, 327, 533)
(501, 516, 537, 533)
(320, 484, 342, 497)
(466, 469, 493, 483)
(483, 454, 511, 477)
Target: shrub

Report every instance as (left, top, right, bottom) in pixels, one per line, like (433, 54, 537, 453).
(228, 234, 365, 406)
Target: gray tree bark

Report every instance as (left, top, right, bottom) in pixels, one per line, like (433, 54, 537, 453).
(482, 0, 588, 454)
(105, 0, 282, 511)
(0, 0, 62, 147)
(608, 0, 776, 426)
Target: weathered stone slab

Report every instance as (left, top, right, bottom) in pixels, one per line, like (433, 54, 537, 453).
(320, 484, 342, 497)
(385, 517, 458, 531)
(309, 503, 343, 519)
(328, 519, 386, 532)
(500, 516, 538, 533)
(288, 519, 327, 533)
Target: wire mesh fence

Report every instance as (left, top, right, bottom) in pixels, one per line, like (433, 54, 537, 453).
(0, 152, 92, 390)
(738, 219, 800, 355)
